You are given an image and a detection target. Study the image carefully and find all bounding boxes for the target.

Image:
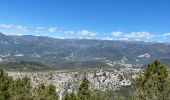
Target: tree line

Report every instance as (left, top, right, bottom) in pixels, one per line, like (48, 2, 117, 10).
(0, 60, 170, 100)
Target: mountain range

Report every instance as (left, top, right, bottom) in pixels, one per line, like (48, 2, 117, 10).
(0, 32, 170, 70)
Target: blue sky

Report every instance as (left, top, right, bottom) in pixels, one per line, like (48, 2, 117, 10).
(0, 0, 170, 42)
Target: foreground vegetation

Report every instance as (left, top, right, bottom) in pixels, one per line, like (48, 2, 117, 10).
(0, 60, 170, 100)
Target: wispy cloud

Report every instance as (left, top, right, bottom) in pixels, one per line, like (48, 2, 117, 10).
(0, 24, 59, 33)
(15, 25, 27, 31)
(110, 31, 165, 41)
(162, 33, 170, 38)
(0, 24, 27, 31)
(78, 30, 97, 36)
(34, 27, 45, 32)
(65, 31, 75, 34)
(111, 32, 122, 37)
(1, 23, 170, 42)
(49, 27, 58, 32)
(0, 24, 13, 28)
(125, 32, 155, 39)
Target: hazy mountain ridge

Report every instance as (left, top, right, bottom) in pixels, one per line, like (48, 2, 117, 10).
(0, 32, 170, 69)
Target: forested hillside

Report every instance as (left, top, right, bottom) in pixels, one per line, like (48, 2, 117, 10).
(1, 32, 170, 69)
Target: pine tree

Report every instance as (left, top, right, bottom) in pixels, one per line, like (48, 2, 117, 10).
(0, 68, 59, 100)
(134, 60, 170, 100)
(10, 76, 32, 100)
(0, 68, 13, 99)
(34, 83, 58, 100)
(62, 92, 80, 100)
(78, 77, 92, 100)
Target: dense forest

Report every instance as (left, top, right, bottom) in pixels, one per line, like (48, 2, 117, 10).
(0, 60, 170, 100)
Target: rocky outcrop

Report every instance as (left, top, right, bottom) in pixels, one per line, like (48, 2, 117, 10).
(8, 68, 141, 96)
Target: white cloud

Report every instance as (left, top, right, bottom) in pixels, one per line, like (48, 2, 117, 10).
(1, 23, 169, 42)
(78, 30, 97, 36)
(0, 24, 13, 28)
(162, 33, 170, 38)
(15, 25, 23, 30)
(34, 27, 45, 32)
(125, 32, 154, 39)
(0, 24, 27, 31)
(49, 27, 58, 32)
(111, 32, 122, 37)
(14, 25, 27, 31)
(0, 24, 61, 33)
(65, 31, 75, 34)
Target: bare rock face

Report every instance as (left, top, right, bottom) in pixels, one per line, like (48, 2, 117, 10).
(8, 68, 141, 95)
